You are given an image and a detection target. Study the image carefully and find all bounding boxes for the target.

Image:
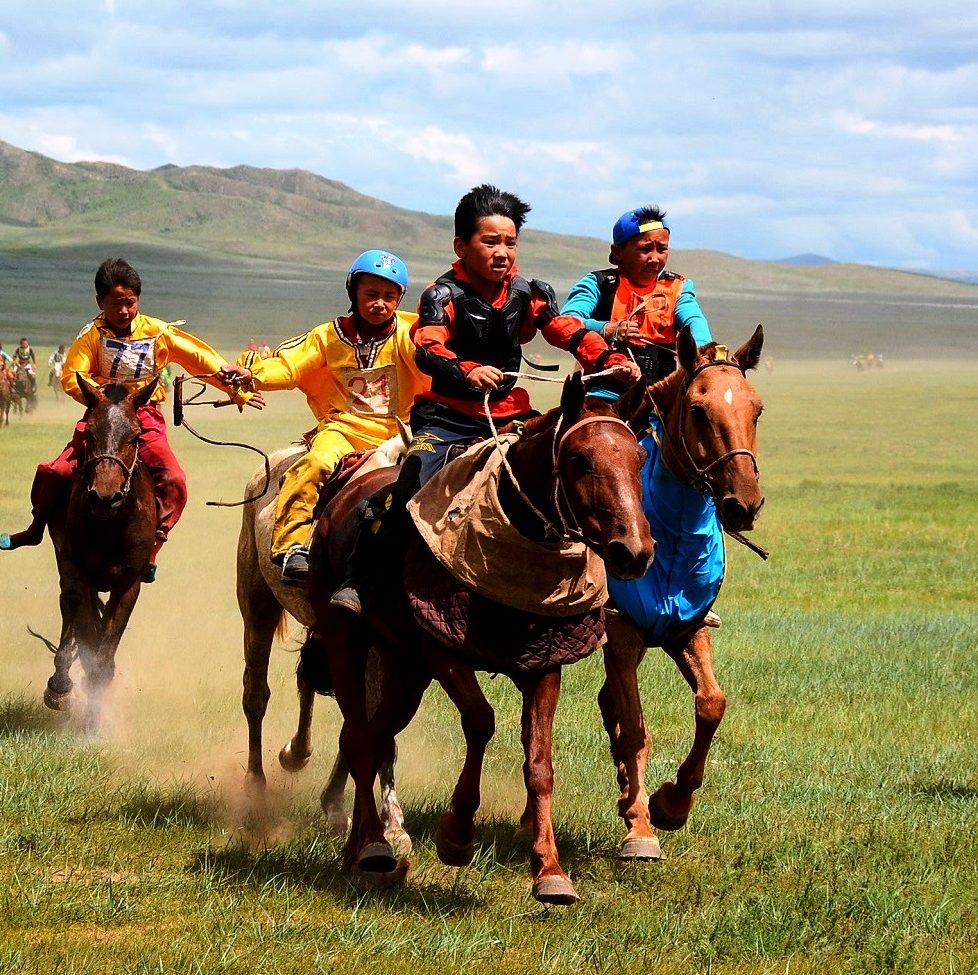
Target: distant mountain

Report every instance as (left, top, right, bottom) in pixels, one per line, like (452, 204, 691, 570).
(771, 254, 838, 266)
(2, 138, 977, 302)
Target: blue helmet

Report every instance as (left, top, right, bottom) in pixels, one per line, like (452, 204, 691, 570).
(345, 249, 409, 301)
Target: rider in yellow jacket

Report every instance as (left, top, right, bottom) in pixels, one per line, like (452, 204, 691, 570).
(221, 250, 430, 583)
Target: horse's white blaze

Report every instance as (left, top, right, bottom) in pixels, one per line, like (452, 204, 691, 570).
(724, 387, 734, 405)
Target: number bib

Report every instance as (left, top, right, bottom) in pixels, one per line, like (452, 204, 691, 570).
(98, 336, 157, 383)
(340, 363, 397, 418)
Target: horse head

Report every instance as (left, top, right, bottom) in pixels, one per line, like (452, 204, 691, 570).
(651, 325, 765, 534)
(78, 375, 158, 519)
(543, 372, 654, 580)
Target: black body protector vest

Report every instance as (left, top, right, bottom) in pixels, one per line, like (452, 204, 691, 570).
(592, 268, 677, 384)
(417, 271, 556, 401)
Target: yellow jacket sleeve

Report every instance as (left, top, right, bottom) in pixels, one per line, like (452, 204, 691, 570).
(243, 325, 330, 391)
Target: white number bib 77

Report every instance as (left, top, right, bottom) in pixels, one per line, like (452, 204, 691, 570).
(98, 337, 157, 382)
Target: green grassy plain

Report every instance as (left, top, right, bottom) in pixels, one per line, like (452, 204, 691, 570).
(1, 356, 976, 974)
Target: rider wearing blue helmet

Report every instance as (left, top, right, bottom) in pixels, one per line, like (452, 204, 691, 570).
(220, 249, 430, 583)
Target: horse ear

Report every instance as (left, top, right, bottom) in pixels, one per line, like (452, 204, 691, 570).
(616, 376, 651, 430)
(131, 376, 160, 410)
(676, 325, 698, 373)
(560, 371, 586, 419)
(77, 373, 102, 409)
(732, 323, 764, 372)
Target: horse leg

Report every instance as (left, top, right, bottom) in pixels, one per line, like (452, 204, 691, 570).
(425, 652, 495, 868)
(45, 563, 86, 711)
(514, 669, 579, 905)
(238, 557, 282, 791)
(79, 581, 140, 736)
(320, 609, 399, 873)
(600, 615, 661, 861)
(649, 627, 726, 831)
(362, 646, 412, 855)
(279, 666, 316, 773)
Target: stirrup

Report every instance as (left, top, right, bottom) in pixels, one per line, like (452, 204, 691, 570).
(281, 547, 310, 585)
(329, 584, 362, 616)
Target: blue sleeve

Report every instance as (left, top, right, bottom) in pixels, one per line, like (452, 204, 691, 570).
(675, 278, 712, 346)
(560, 273, 606, 333)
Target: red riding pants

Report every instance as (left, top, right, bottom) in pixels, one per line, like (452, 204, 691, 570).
(37, 403, 188, 540)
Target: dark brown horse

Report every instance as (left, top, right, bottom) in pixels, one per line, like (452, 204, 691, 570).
(599, 325, 766, 861)
(38, 377, 159, 732)
(305, 372, 654, 904)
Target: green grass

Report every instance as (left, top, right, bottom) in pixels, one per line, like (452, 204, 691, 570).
(0, 360, 976, 973)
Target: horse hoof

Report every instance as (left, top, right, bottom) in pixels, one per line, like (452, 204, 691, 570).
(533, 875, 580, 906)
(434, 827, 476, 867)
(385, 826, 413, 858)
(619, 836, 664, 862)
(649, 784, 692, 832)
(355, 841, 398, 874)
(353, 857, 410, 888)
(43, 686, 72, 712)
(278, 742, 311, 772)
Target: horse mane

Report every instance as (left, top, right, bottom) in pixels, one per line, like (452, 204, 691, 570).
(101, 384, 130, 404)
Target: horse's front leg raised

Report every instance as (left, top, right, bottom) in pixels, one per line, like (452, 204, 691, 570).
(650, 626, 726, 831)
(514, 668, 579, 905)
(600, 613, 661, 861)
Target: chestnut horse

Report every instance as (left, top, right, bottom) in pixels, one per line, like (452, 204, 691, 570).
(0, 368, 11, 427)
(599, 325, 766, 861)
(304, 373, 654, 904)
(237, 439, 410, 848)
(40, 377, 159, 732)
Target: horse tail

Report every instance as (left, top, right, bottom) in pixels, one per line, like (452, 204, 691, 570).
(27, 626, 59, 654)
(296, 629, 333, 697)
(274, 607, 290, 644)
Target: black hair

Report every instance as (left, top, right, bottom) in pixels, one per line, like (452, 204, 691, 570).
(454, 184, 531, 241)
(95, 258, 142, 298)
(633, 204, 668, 225)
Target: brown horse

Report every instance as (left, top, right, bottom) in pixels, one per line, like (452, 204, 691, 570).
(238, 438, 411, 847)
(11, 360, 37, 415)
(305, 372, 654, 904)
(39, 377, 159, 732)
(599, 325, 766, 861)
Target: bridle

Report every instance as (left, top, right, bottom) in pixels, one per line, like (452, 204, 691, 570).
(550, 413, 637, 549)
(83, 414, 141, 500)
(654, 359, 768, 560)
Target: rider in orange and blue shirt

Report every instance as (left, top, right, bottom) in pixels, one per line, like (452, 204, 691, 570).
(0, 258, 262, 580)
(561, 204, 713, 383)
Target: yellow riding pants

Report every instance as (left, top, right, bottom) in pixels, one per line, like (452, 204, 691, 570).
(272, 423, 378, 559)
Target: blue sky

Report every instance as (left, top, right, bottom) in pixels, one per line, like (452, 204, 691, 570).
(1, 2, 977, 274)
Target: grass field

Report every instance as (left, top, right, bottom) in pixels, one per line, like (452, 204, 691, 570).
(1, 355, 977, 974)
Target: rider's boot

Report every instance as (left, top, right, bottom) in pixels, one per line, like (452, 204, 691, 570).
(330, 454, 421, 616)
(142, 530, 167, 583)
(0, 467, 63, 550)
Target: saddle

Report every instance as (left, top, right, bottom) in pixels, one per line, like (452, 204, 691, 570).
(402, 436, 609, 673)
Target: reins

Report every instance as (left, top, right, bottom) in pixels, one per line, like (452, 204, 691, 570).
(651, 359, 768, 560)
(483, 369, 637, 548)
(83, 449, 139, 496)
(173, 374, 272, 507)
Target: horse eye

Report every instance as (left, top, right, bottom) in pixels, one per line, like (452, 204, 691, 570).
(566, 453, 591, 474)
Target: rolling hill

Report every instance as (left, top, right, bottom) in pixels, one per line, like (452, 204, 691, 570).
(1, 139, 976, 359)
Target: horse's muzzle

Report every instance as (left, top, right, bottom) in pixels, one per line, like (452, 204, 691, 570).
(88, 488, 125, 519)
(719, 493, 765, 533)
(605, 537, 656, 582)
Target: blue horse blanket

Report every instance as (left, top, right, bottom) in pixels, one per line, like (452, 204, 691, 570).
(608, 416, 725, 644)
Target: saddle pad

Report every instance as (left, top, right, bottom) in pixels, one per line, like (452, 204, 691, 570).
(407, 435, 607, 617)
(405, 537, 605, 674)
